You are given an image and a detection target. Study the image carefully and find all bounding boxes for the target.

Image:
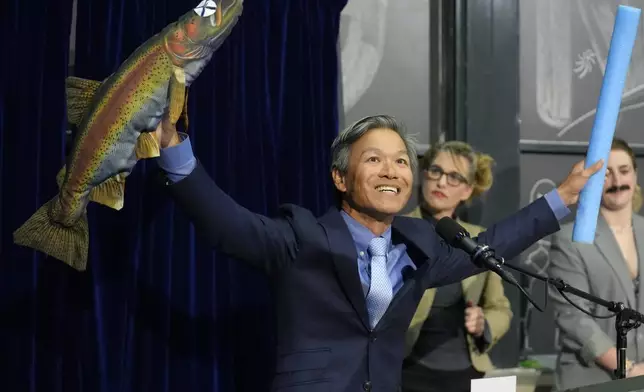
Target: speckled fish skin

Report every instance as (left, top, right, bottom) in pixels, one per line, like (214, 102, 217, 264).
(60, 0, 243, 224)
(13, 0, 243, 270)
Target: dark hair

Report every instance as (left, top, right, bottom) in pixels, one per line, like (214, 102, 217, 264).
(330, 115, 418, 174)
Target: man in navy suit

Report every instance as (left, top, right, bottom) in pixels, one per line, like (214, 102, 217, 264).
(154, 114, 601, 392)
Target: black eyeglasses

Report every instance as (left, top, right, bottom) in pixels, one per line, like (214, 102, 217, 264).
(424, 165, 469, 186)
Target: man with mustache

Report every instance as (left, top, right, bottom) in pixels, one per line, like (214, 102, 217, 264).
(154, 114, 600, 392)
(549, 138, 644, 391)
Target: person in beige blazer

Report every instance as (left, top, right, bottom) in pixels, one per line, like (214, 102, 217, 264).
(401, 141, 512, 392)
(549, 138, 644, 391)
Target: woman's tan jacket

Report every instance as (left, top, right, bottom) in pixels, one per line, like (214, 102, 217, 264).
(404, 207, 513, 372)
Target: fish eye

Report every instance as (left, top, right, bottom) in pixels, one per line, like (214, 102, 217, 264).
(194, 0, 217, 17)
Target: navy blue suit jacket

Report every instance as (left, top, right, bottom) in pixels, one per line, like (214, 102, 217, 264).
(163, 162, 561, 392)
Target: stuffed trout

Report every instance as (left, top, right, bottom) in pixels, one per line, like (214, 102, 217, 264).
(13, 0, 244, 271)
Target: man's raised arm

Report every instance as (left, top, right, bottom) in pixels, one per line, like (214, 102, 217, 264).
(156, 132, 301, 274)
(422, 159, 603, 288)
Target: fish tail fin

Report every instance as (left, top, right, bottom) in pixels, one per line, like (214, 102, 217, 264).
(13, 196, 89, 271)
(56, 165, 125, 210)
(66, 76, 102, 126)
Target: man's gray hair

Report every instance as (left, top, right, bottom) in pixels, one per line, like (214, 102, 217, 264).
(330, 114, 418, 175)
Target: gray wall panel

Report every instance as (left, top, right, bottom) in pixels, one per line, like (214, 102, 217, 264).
(338, 0, 431, 149)
(520, 0, 644, 152)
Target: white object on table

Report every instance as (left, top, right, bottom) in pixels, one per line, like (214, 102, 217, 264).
(471, 375, 517, 392)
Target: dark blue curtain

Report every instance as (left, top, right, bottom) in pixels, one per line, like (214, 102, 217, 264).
(0, 0, 348, 391)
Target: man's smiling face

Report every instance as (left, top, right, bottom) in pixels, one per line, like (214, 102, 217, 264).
(333, 127, 413, 217)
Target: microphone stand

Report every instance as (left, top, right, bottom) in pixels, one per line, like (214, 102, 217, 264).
(501, 260, 644, 379)
(448, 222, 643, 379)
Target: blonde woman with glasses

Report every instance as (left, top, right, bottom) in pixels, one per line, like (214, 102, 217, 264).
(402, 141, 512, 392)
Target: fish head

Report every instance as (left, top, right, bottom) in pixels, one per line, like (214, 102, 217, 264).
(199, 0, 244, 49)
(166, 0, 243, 62)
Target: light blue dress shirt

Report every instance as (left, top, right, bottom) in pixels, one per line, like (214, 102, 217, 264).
(340, 210, 415, 297)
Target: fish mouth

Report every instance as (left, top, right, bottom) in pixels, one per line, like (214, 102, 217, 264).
(216, 0, 243, 26)
(205, 0, 243, 46)
(219, 0, 243, 14)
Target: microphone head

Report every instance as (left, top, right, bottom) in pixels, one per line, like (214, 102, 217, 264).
(435, 217, 470, 246)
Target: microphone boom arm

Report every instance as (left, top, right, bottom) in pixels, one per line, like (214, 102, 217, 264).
(500, 257, 644, 379)
(434, 216, 644, 378)
(472, 245, 545, 312)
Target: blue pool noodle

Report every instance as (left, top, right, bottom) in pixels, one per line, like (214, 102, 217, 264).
(572, 5, 641, 243)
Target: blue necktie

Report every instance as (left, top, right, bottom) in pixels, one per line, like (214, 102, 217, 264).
(366, 237, 393, 329)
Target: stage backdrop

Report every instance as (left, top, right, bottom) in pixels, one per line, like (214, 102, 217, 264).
(0, 0, 347, 391)
(518, 0, 644, 370)
(338, 0, 432, 213)
(338, 0, 431, 149)
(520, 0, 644, 153)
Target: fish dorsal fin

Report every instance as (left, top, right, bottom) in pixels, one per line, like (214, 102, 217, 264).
(65, 76, 103, 126)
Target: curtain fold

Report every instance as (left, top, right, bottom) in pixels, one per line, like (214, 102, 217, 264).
(0, 0, 348, 390)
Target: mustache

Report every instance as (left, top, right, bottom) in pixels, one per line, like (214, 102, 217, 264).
(606, 185, 631, 193)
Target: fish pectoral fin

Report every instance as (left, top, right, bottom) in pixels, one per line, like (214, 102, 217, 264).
(66, 76, 103, 126)
(89, 173, 126, 211)
(182, 87, 190, 130)
(135, 132, 160, 159)
(168, 67, 187, 126)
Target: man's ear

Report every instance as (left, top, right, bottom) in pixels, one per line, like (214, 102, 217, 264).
(332, 168, 347, 192)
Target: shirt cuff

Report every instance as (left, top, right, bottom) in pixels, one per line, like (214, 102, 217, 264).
(544, 188, 571, 221)
(157, 132, 196, 183)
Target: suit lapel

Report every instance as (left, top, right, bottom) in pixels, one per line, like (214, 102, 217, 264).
(405, 287, 437, 354)
(462, 275, 485, 304)
(595, 214, 636, 307)
(319, 208, 370, 329)
(392, 217, 434, 268)
(387, 218, 435, 303)
(633, 214, 644, 307)
(363, 219, 433, 330)
(318, 211, 436, 331)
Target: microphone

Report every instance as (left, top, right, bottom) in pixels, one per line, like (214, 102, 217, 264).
(434, 217, 520, 287)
